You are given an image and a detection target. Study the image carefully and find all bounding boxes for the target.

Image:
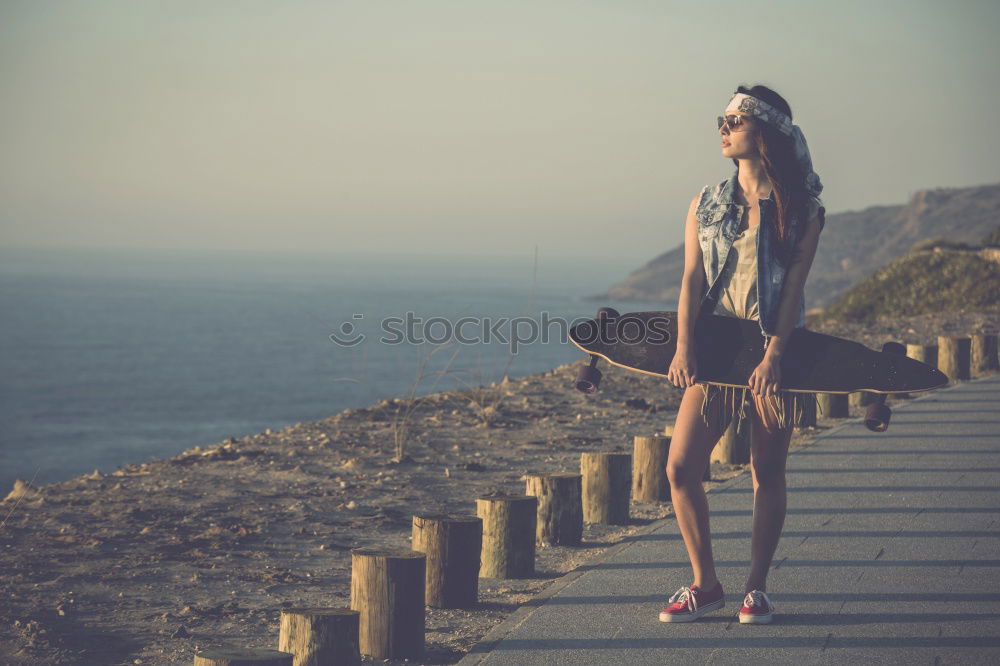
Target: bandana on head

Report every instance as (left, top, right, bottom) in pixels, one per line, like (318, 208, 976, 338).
(725, 92, 823, 198)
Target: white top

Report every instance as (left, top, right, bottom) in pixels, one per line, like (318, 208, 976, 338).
(712, 222, 759, 321)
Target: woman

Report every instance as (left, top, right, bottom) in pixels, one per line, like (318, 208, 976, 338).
(658, 85, 826, 625)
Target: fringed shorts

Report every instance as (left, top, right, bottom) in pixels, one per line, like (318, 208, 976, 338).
(698, 384, 822, 435)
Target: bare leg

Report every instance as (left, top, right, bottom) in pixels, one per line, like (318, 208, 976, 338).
(744, 391, 794, 594)
(666, 384, 728, 590)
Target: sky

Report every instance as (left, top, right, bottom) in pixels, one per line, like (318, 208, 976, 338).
(1, 0, 998, 262)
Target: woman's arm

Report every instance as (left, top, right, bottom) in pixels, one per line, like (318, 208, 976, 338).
(667, 192, 706, 388)
(762, 202, 825, 361)
(675, 192, 706, 352)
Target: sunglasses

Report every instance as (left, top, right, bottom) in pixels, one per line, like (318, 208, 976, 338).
(717, 114, 752, 132)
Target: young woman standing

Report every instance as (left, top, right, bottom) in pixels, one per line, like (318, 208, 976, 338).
(659, 85, 826, 624)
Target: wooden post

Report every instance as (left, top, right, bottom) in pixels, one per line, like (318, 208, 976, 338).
(663, 424, 674, 437)
(816, 393, 849, 418)
(580, 452, 631, 525)
(350, 549, 425, 660)
(194, 648, 294, 666)
(906, 343, 938, 367)
(906, 343, 939, 399)
(278, 608, 360, 666)
(524, 473, 582, 546)
(711, 418, 751, 465)
(476, 495, 536, 578)
(937, 335, 971, 381)
(411, 514, 482, 608)
(632, 436, 669, 502)
(971, 333, 999, 377)
(794, 393, 817, 428)
(849, 391, 878, 409)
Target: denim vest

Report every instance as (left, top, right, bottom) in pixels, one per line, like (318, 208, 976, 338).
(695, 170, 814, 347)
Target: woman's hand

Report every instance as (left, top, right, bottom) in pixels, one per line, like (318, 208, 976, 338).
(749, 355, 781, 397)
(667, 345, 698, 388)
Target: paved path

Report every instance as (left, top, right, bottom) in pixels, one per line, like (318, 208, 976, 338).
(461, 374, 1000, 665)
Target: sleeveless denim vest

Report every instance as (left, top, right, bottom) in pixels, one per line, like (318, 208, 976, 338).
(695, 169, 815, 347)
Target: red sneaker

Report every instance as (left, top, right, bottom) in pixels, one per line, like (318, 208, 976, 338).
(739, 589, 775, 624)
(658, 581, 725, 622)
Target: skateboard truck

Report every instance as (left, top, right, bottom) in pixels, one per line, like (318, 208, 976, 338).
(864, 341, 906, 432)
(575, 307, 619, 394)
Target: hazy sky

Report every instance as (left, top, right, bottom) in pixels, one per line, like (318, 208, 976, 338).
(1, 0, 998, 261)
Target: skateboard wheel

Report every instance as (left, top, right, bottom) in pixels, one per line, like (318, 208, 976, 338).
(596, 307, 620, 320)
(576, 365, 602, 394)
(864, 403, 891, 432)
(881, 341, 906, 356)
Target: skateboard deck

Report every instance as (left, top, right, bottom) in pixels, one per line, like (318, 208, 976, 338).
(569, 310, 949, 395)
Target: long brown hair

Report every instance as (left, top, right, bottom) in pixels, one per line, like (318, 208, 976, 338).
(730, 84, 810, 267)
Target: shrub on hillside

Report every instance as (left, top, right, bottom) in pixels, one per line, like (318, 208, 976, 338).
(981, 226, 1000, 246)
(818, 252, 1000, 323)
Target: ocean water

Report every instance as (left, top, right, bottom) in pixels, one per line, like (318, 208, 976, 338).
(0, 246, 667, 492)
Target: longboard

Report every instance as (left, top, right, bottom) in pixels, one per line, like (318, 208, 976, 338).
(569, 309, 949, 432)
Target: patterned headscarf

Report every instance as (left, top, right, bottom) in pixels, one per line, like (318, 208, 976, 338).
(726, 92, 823, 197)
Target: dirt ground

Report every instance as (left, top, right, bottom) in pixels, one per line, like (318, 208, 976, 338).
(2, 309, 996, 665)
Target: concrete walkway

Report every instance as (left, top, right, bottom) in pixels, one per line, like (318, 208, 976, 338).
(461, 374, 1000, 665)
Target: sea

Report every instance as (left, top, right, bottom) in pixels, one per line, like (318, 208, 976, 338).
(0, 246, 666, 493)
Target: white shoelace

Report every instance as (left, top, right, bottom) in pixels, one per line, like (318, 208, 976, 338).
(668, 586, 698, 611)
(743, 589, 774, 612)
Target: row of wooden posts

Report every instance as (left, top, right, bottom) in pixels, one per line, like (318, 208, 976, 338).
(193, 447, 675, 665)
(907, 334, 998, 383)
(193, 333, 998, 665)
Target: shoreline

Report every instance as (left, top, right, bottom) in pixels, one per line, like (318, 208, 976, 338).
(2, 308, 998, 665)
(9, 304, 1000, 497)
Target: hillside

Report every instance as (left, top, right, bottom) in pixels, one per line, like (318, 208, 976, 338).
(813, 234, 1000, 324)
(591, 182, 1000, 310)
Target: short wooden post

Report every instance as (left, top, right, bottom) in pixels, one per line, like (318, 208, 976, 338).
(411, 514, 482, 608)
(524, 473, 582, 546)
(580, 452, 631, 525)
(711, 418, 751, 465)
(663, 424, 674, 437)
(816, 393, 849, 418)
(194, 648, 294, 665)
(906, 343, 939, 398)
(937, 335, 971, 381)
(794, 393, 817, 428)
(632, 436, 669, 502)
(906, 343, 938, 367)
(278, 608, 359, 666)
(971, 333, 999, 377)
(476, 495, 536, 578)
(350, 549, 425, 660)
(849, 391, 878, 409)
